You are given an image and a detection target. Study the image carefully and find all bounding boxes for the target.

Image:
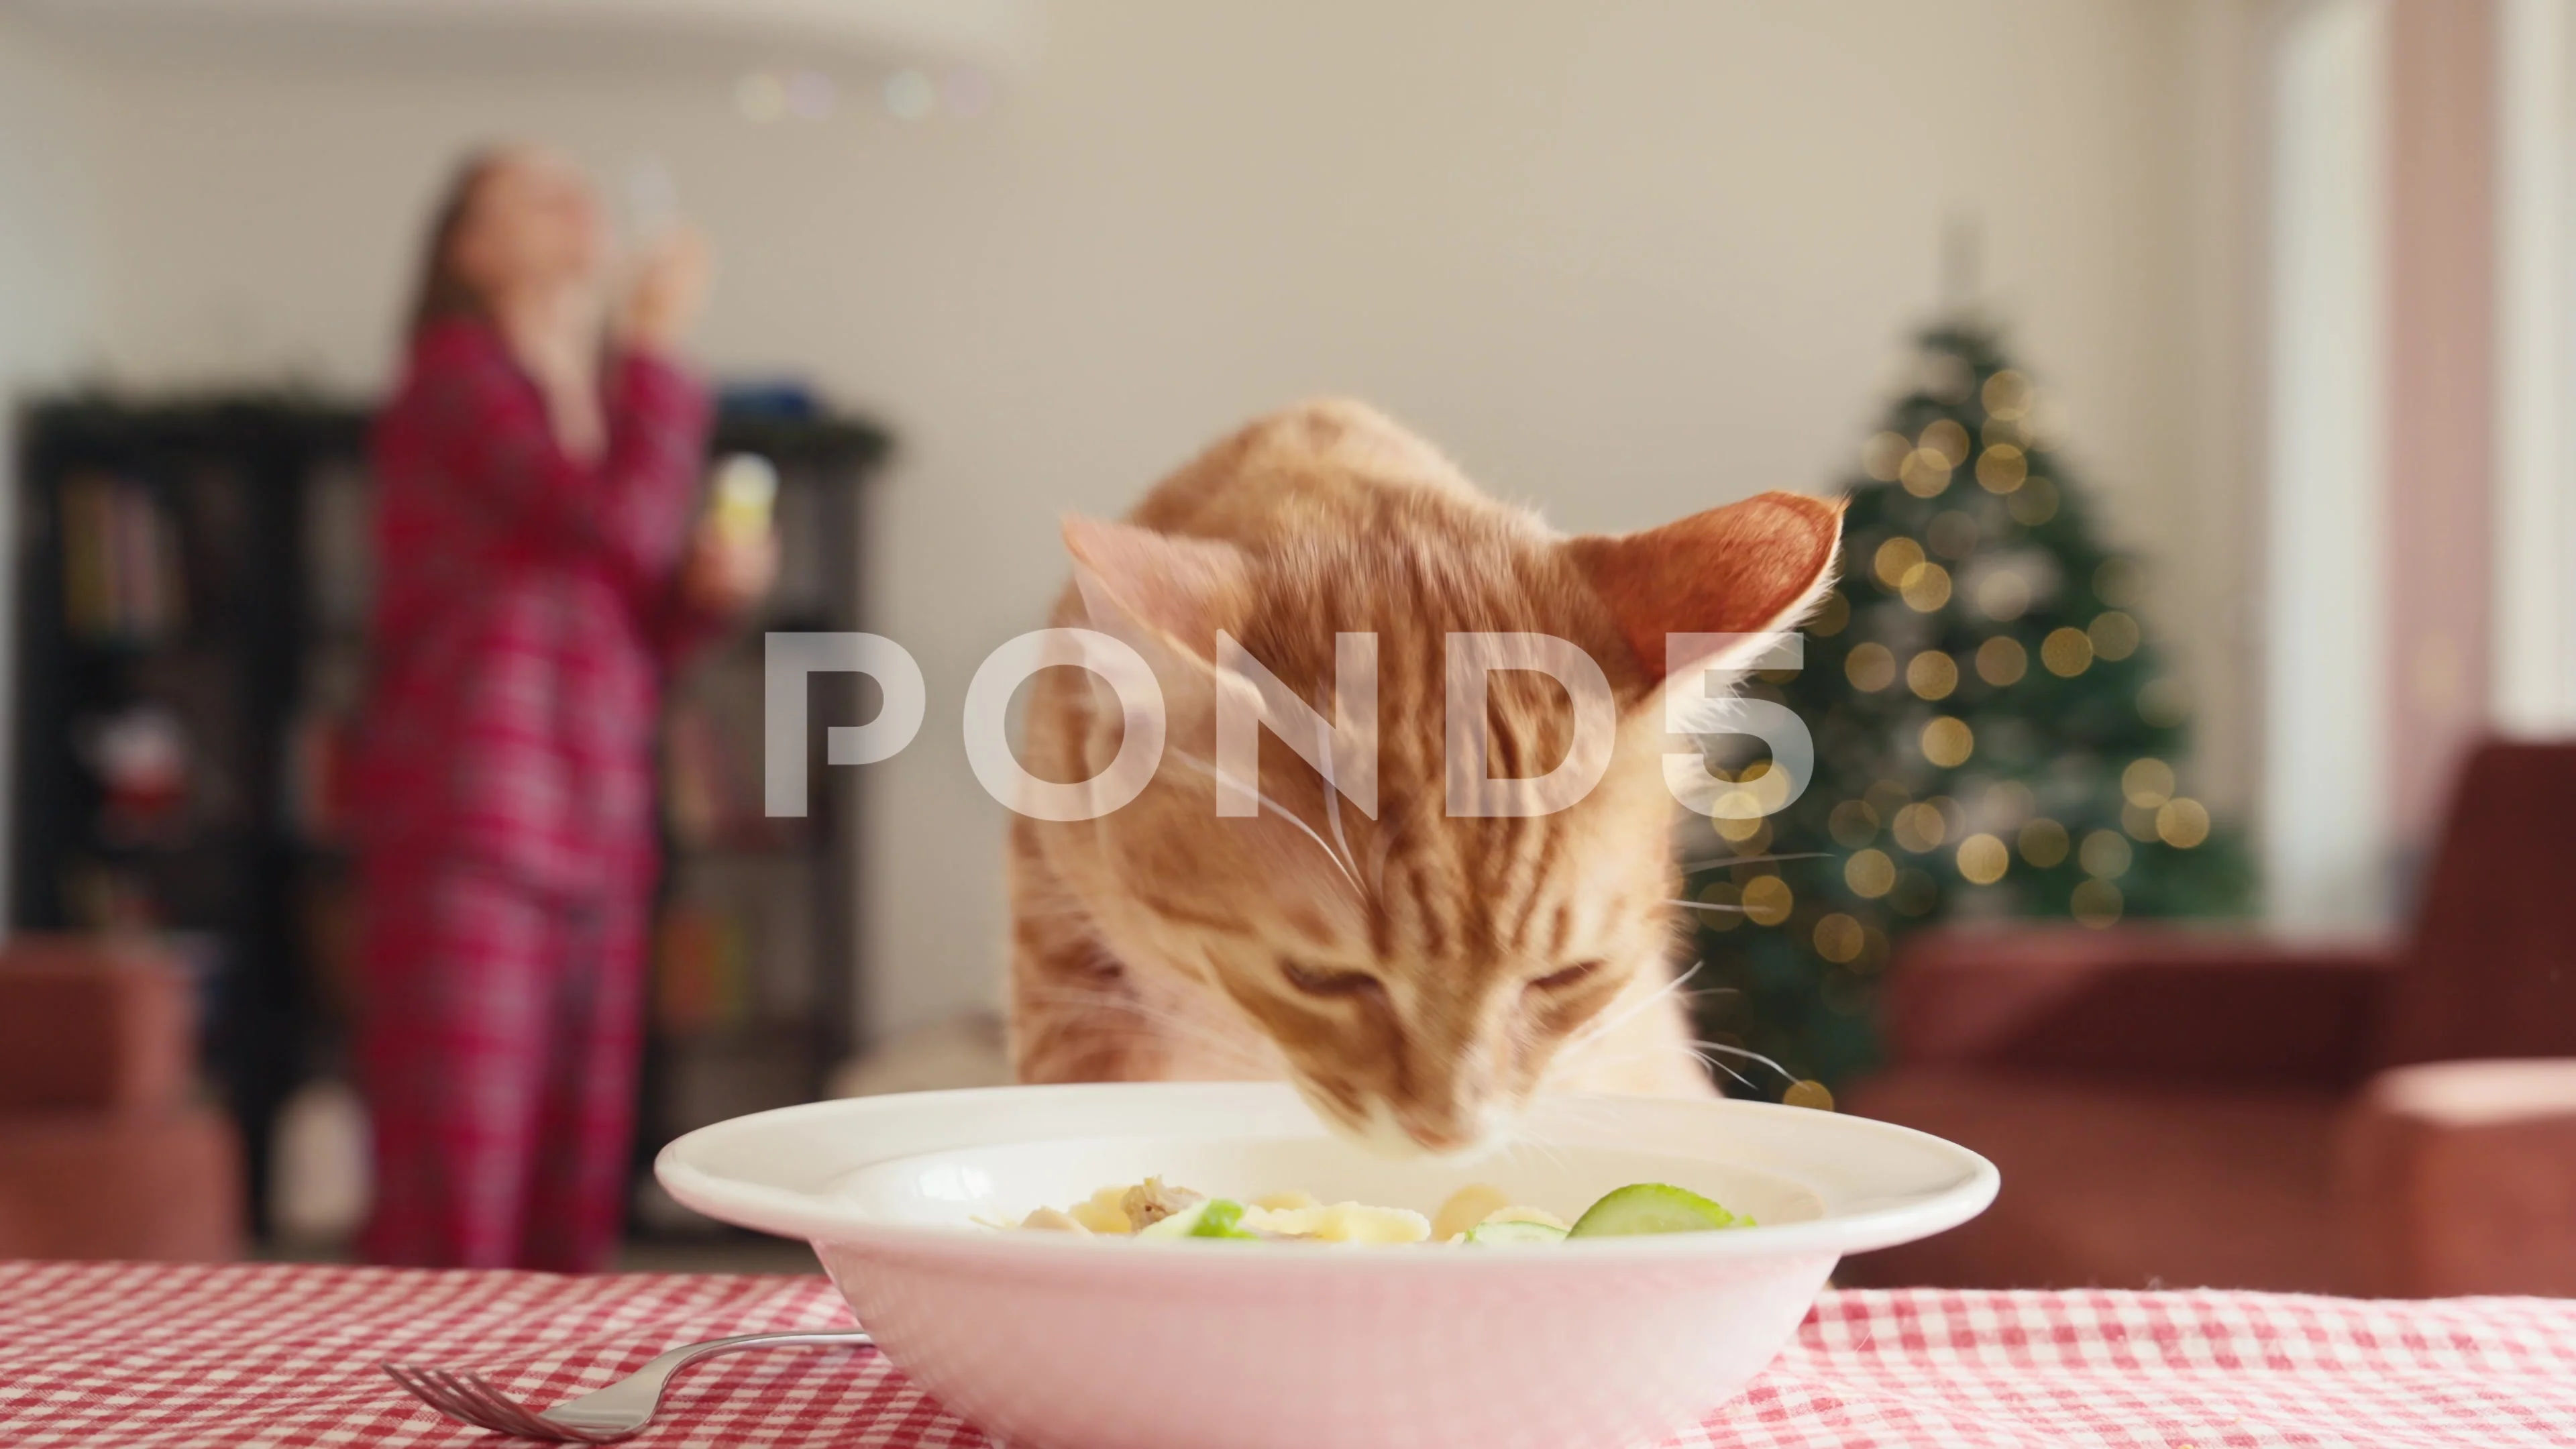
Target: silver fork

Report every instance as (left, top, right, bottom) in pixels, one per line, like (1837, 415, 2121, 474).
(384, 1328, 873, 1442)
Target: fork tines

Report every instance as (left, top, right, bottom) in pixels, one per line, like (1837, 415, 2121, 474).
(382, 1362, 620, 1444)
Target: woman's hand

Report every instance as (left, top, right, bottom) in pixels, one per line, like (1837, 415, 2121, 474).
(620, 227, 712, 354)
(680, 519, 777, 618)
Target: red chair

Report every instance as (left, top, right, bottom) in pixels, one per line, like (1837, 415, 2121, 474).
(1841, 740, 2576, 1296)
(0, 935, 244, 1260)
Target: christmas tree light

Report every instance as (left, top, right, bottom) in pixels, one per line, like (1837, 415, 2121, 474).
(1686, 321, 2255, 1097)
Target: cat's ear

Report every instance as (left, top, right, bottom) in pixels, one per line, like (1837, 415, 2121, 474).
(1061, 515, 1252, 667)
(1562, 491, 1844, 685)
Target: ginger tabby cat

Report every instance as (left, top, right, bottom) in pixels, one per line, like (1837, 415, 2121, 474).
(1009, 400, 1842, 1155)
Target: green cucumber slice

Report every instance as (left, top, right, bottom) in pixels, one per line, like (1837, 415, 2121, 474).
(1461, 1218, 1570, 1244)
(1138, 1198, 1260, 1240)
(1186, 1199, 1258, 1240)
(1566, 1183, 1741, 1237)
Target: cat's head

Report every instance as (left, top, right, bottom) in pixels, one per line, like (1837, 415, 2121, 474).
(1057, 403, 1841, 1154)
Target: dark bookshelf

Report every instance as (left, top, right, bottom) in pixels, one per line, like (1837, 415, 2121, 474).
(9, 393, 889, 1241)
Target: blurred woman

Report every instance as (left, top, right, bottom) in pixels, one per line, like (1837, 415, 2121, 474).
(354, 147, 773, 1269)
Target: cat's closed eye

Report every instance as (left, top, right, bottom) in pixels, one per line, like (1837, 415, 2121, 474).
(1282, 961, 1385, 999)
(1527, 961, 1605, 993)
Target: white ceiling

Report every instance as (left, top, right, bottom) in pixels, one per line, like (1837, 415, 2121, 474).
(3, 0, 1036, 78)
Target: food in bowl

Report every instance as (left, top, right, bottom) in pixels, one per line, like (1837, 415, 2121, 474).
(657, 1082, 1998, 1449)
(1007, 1177, 1750, 1243)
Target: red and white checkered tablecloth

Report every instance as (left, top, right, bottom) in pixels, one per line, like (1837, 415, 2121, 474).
(0, 1260, 2568, 1448)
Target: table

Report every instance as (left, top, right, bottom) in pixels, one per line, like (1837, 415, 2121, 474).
(1, 1261, 2568, 1447)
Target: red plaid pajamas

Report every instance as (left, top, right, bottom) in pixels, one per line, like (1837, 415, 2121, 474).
(352, 318, 715, 1270)
(353, 863, 649, 1271)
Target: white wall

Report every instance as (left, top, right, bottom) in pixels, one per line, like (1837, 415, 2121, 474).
(43, 0, 2252, 1040)
(0, 17, 103, 917)
(2263, 0, 2392, 932)
(0, 22, 97, 383)
(2495, 0, 2576, 736)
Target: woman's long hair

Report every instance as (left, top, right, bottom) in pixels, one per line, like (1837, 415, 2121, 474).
(404, 148, 509, 343)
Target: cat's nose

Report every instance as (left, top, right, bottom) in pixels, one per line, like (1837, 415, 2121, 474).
(1391, 1102, 1498, 1155)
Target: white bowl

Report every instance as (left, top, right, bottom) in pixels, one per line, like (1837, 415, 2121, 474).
(657, 1082, 1995, 1449)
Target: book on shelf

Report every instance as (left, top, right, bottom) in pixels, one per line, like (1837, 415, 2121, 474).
(58, 472, 187, 645)
(283, 708, 356, 847)
(653, 900, 753, 1036)
(661, 702, 794, 851)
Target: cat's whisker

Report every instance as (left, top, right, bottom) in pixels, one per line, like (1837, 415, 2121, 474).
(1497, 1129, 1572, 1180)
(1664, 899, 1748, 913)
(1555, 959, 1705, 1065)
(1681, 1046, 1762, 1092)
(1676, 851, 1833, 872)
(1163, 746, 1364, 898)
(1310, 696, 1363, 891)
(1684, 1039, 1801, 1085)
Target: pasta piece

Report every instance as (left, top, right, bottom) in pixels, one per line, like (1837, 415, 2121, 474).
(1432, 1184, 1513, 1242)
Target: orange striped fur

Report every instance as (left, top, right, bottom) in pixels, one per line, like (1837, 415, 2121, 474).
(1009, 400, 1841, 1154)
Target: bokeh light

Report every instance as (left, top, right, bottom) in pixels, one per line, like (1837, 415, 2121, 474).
(1694, 879, 1743, 931)
(1845, 641, 1897, 692)
(2041, 626, 2094, 677)
(1741, 875, 1794, 926)
(1957, 832, 2009, 884)
(1874, 537, 1925, 588)
(2121, 757, 2176, 807)
(1982, 369, 2035, 419)
(1809, 590, 1851, 637)
(1900, 449, 1952, 498)
(1919, 716, 1974, 767)
(2019, 817, 2071, 867)
(1982, 780, 2036, 826)
(1845, 847, 1897, 896)
(1782, 1079, 1836, 1111)
(1827, 800, 1880, 848)
(2156, 796, 2211, 847)
(1813, 913, 1865, 963)
(1976, 569, 2032, 621)
(1861, 431, 1910, 482)
(1900, 561, 1953, 612)
(2072, 877, 2124, 928)
(1976, 442, 2029, 493)
(1976, 635, 2029, 684)
(2079, 828, 2133, 878)
(1919, 418, 1970, 466)
(2122, 802, 2162, 841)
(2089, 610, 2141, 661)
(1890, 802, 1947, 852)
(1907, 650, 1959, 700)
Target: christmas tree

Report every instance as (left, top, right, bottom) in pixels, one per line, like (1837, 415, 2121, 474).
(1684, 320, 2255, 1102)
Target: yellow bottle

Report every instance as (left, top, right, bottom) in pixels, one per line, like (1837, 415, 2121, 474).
(709, 453, 777, 541)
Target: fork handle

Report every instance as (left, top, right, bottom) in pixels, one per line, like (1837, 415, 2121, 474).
(634, 1328, 874, 1384)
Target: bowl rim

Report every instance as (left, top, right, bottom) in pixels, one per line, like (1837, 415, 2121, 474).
(655, 1081, 1998, 1269)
